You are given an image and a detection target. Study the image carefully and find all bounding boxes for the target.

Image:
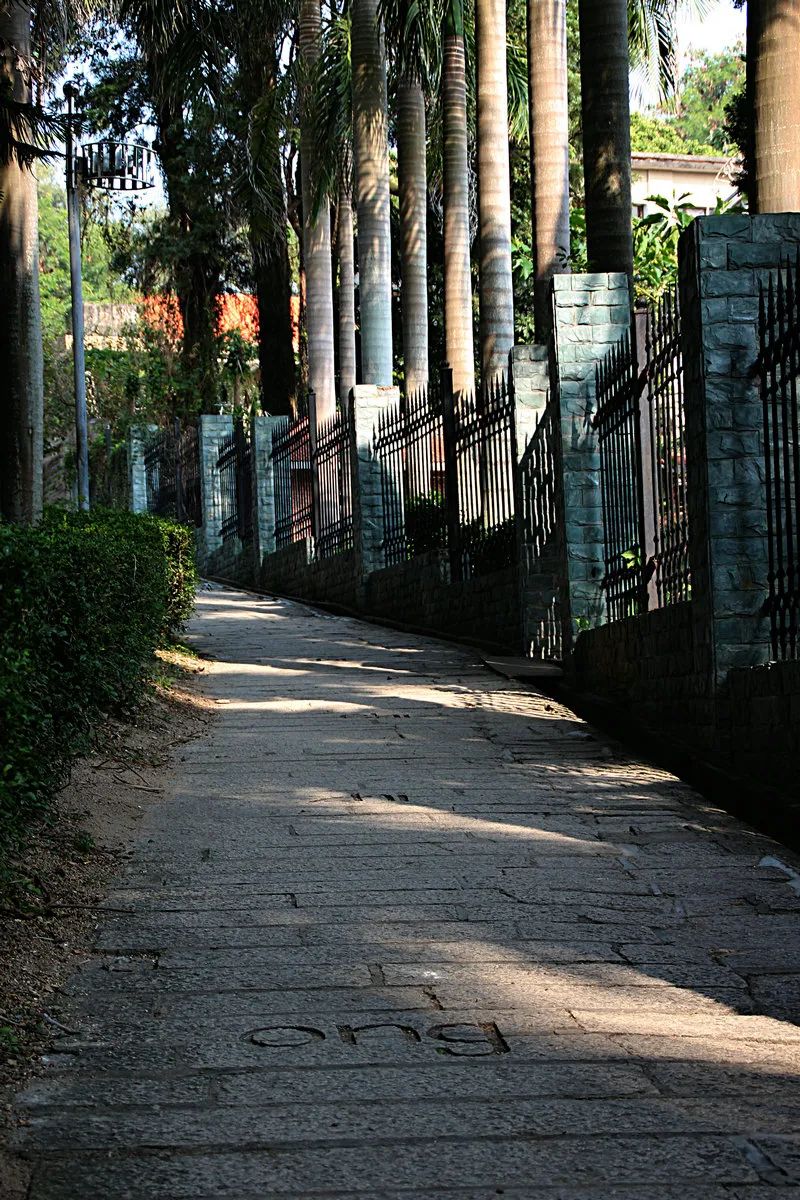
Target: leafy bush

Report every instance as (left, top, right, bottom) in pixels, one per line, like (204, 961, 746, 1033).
(405, 493, 447, 557)
(0, 509, 196, 863)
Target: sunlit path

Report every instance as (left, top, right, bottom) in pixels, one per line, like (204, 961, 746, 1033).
(14, 584, 800, 1197)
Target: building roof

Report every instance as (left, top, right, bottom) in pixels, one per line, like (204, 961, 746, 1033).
(631, 151, 735, 175)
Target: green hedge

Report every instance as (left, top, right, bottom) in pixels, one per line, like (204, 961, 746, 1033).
(0, 509, 196, 861)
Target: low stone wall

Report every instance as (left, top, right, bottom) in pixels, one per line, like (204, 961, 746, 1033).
(204, 536, 256, 588)
(723, 660, 800, 798)
(568, 602, 714, 749)
(258, 542, 359, 612)
(364, 554, 520, 651)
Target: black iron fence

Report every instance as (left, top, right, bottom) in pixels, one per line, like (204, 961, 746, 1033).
(144, 419, 202, 527)
(271, 413, 313, 548)
(594, 331, 648, 621)
(644, 288, 690, 607)
(373, 385, 446, 566)
(759, 255, 800, 660)
(518, 400, 563, 659)
(217, 417, 253, 542)
(313, 407, 354, 559)
(372, 370, 517, 580)
(594, 288, 688, 622)
(450, 370, 518, 580)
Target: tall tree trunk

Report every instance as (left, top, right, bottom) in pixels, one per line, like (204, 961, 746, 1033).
(442, 0, 475, 398)
(337, 180, 357, 406)
(154, 101, 220, 414)
(397, 76, 429, 396)
(753, 0, 800, 212)
(528, 0, 570, 340)
(254, 247, 296, 416)
(578, 0, 633, 277)
(0, 2, 43, 524)
(476, 0, 514, 386)
(351, 0, 393, 386)
(300, 0, 336, 421)
(239, 36, 296, 416)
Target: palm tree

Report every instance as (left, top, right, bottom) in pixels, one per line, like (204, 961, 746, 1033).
(397, 76, 429, 394)
(310, 5, 357, 405)
(0, 0, 44, 523)
(300, 0, 337, 421)
(351, 0, 393, 386)
(441, 0, 474, 398)
(752, 0, 800, 211)
(475, 0, 514, 385)
(578, 0, 633, 277)
(381, 0, 438, 395)
(233, 0, 297, 415)
(336, 178, 358, 404)
(527, 0, 569, 339)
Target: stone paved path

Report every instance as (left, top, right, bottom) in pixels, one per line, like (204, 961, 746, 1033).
(14, 585, 800, 1197)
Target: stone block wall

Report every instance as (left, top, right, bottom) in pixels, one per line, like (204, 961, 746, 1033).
(569, 602, 713, 748)
(679, 214, 800, 687)
(259, 542, 359, 612)
(723, 660, 800, 799)
(549, 273, 630, 648)
(364, 554, 520, 652)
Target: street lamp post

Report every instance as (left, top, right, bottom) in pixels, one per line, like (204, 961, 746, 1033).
(63, 84, 157, 510)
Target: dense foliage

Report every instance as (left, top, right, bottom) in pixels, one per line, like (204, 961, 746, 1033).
(0, 509, 196, 865)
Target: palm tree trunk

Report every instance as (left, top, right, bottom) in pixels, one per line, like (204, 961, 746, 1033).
(578, 0, 633, 277)
(351, 0, 393, 386)
(476, 0, 514, 386)
(528, 0, 570, 340)
(753, 0, 800, 212)
(337, 180, 357, 406)
(442, 0, 475, 398)
(397, 76, 429, 396)
(254, 246, 296, 416)
(300, 0, 337, 422)
(0, 1, 43, 524)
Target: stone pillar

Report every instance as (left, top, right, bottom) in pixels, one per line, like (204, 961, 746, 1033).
(550, 272, 630, 649)
(197, 414, 233, 571)
(350, 384, 400, 590)
(128, 425, 155, 514)
(678, 213, 800, 685)
(251, 415, 281, 572)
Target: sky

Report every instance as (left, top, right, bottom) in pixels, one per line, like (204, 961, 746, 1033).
(679, 0, 745, 62)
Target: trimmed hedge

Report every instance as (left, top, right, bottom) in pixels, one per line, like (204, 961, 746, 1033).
(0, 509, 196, 861)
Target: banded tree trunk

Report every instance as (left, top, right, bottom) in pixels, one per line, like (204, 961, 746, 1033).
(476, 0, 514, 386)
(528, 0, 570, 339)
(578, 0, 633, 277)
(397, 76, 429, 396)
(0, 0, 43, 523)
(337, 180, 357, 406)
(300, 0, 336, 421)
(753, 0, 800, 211)
(352, 0, 393, 386)
(442, 0, 475, 398)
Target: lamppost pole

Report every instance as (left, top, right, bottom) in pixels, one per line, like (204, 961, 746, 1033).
(64, 83, 90, 511)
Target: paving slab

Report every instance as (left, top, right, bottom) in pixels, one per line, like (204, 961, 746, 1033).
(14, 585, 800, 1196)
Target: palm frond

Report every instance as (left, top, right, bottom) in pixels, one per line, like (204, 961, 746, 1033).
(309, 8, 352, 215)
(0, 93, 66, 164)
(506, 33, 528, 144)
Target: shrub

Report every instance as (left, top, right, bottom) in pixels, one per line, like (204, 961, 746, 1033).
(405, 493, 447, 557)
(0, 508, 196, 863)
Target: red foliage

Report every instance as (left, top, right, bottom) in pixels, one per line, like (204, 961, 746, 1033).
(140, 293, 262, 346)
